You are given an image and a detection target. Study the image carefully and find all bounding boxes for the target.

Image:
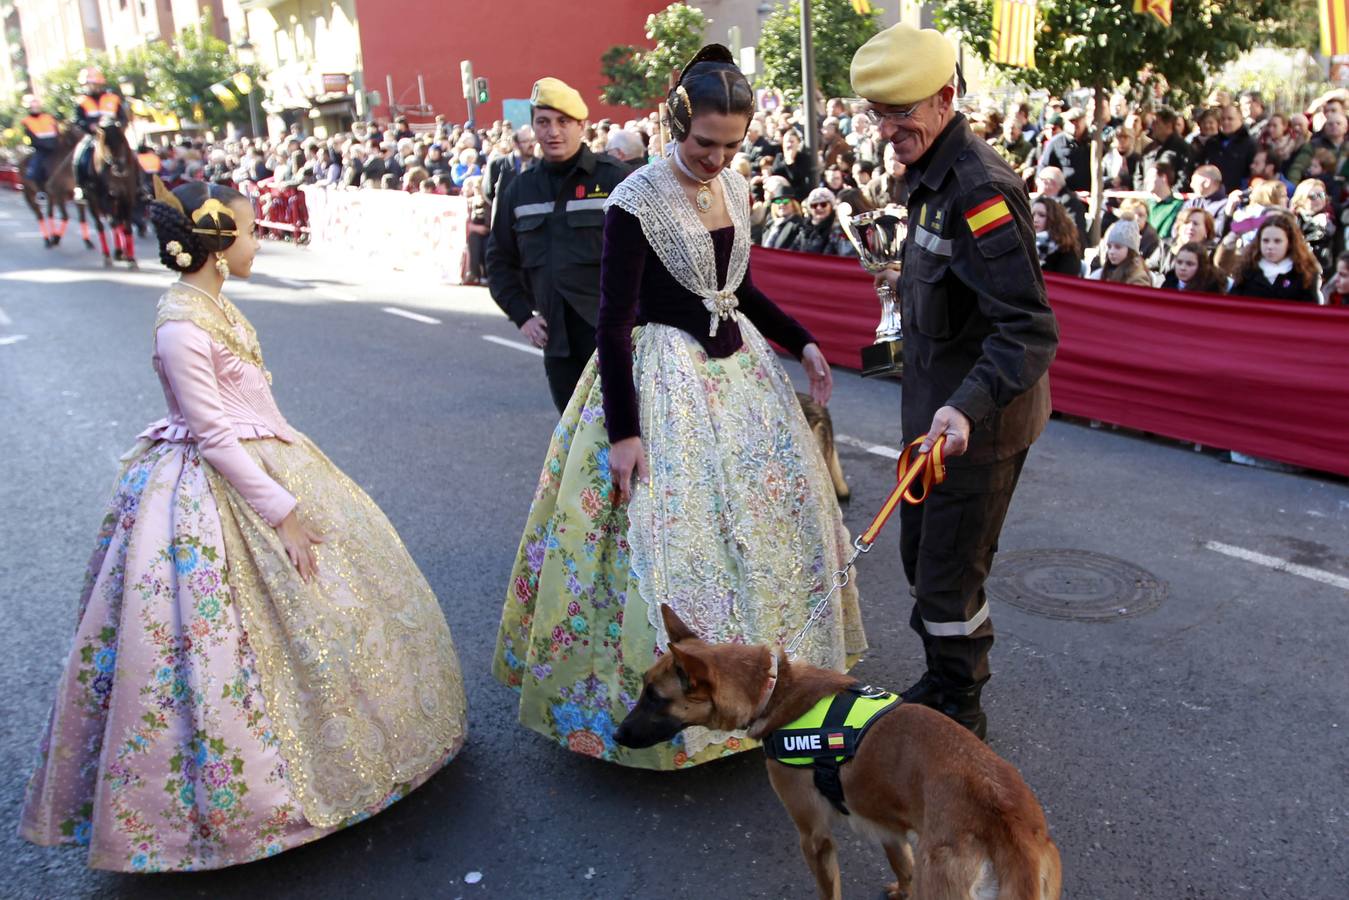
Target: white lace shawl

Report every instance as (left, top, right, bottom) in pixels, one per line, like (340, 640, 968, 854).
(604, 157, 752, 337)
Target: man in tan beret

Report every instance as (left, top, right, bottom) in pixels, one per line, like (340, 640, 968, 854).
(852, 23, 1059, 740)
(487, 76, 630, 411)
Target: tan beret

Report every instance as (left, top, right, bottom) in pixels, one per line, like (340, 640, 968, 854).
(850, 24, 956, 107)
(530, 77, 588, 121)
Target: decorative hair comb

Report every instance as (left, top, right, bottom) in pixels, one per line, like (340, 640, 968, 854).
(152, 176, 184, 215)
(191, 197, 238, 237)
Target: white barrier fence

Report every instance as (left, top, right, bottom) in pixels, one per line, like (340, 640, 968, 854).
(300, 186, 470, 284)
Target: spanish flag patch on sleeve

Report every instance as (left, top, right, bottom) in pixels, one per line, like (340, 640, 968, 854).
(965, 195, 1014, 238)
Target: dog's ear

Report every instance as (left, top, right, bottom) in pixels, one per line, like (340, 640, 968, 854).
(669, 642, 713, 697)
(660, 603, 698, 645)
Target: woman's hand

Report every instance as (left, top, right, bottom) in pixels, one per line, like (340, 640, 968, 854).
(801, 343, 833, 406)
(609, 436, 649, 506)
(276, 509, 325, 583)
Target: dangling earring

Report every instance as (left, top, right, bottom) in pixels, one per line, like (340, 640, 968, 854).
(215, 253, 230, 280)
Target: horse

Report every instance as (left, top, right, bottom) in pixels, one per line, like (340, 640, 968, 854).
(21, 125, 82, 248)
(76, 117, 143, 268)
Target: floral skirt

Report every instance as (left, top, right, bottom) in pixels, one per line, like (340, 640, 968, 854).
(20, 436, 467, 872)
(492, 319, 866, 770)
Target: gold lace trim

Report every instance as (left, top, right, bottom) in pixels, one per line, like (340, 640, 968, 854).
(206, 438, 467, 826)
(155, 284, 270, 381)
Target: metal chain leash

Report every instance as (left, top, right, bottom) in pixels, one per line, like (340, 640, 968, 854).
(784, 536, 872, 658)
(782, 436, 948, 660)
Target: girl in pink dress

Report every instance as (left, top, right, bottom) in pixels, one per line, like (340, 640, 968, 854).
(19, 181, 467, 872)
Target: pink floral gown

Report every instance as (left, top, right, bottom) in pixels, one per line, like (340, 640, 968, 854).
(19, 284, 467, 872)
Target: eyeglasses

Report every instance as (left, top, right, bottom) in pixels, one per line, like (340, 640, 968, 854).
(858, 102, 924, 128)
(771, 197, 792, 205)
(1309, 192, 1328, 201)
(810, 202, 832, 209)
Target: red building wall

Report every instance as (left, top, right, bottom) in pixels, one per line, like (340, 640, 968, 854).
(354, 0, 669, 125)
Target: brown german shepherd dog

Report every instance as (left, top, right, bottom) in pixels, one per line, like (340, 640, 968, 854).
(797, 392, 850, 502)
(615, 605, 1062, 900)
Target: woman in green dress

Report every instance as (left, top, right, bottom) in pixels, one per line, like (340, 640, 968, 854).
(492, 45, 866, 769)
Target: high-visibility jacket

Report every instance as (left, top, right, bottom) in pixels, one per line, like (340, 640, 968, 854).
(76, 91, 126, 130)
(23, 113, 58, 139)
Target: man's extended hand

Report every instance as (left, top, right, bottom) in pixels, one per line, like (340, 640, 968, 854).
(922, 405, 972, 457)
(520, 314, 548, 349)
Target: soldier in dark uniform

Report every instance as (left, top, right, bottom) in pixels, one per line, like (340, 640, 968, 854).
(486, 77, 631, 412)
(851, 24, 1060, 740)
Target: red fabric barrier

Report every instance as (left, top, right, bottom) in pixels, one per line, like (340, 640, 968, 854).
(750, 245, 1349, 477)
(751, 245, 875, 370)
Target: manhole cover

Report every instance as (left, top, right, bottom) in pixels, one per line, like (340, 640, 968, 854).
(987, 549, 1165, 621)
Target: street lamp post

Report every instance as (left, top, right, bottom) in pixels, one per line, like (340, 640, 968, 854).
(237, 39, 261, 138)
(799, 0, 820, 188)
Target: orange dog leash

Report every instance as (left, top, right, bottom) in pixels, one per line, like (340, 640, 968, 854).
(786, 436, 947, 657)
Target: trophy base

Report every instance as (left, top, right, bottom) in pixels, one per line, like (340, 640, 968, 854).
(861, 339, 904, 379)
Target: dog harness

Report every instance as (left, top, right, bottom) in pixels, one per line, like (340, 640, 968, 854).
(762, 685, 901, 815)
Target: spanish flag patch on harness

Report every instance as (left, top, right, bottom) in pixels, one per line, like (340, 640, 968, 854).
(965, 195, 1013, 238)
(763, 685, 902, 815)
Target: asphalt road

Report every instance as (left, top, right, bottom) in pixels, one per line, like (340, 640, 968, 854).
(1, 189, 1346, 899)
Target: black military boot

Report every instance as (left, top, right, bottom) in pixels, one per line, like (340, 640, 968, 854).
(900, 671, 944, 707)
(934, 682, 987, 742)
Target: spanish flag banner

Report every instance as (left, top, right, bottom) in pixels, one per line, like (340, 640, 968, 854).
(1321, 0, 1349, 56)
(1133, 0, 1173, 27)
(991, 0, 1037, 69)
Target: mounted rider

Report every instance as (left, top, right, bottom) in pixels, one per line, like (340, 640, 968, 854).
(73, 67, 129, 182)
(21, 94, 62, 183)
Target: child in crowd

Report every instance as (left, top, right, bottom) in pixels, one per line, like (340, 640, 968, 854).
(1161, 241, 1227, 293)
(1088, 216, 1154, 286)
(1149, 207, 1216, 278)
(1320, 251, 1349, 306)
(1229, 212, 1321, 303)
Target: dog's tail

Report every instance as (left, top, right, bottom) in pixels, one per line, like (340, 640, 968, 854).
(995, 838, 1062, 900)
(1039, 840, 1063, 900)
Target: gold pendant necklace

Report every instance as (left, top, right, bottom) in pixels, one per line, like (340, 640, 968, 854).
(673, 147, 715, 213)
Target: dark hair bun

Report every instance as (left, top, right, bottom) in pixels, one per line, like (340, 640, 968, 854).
(149, 201, 209, 273)
(667, 43, 753, 142)
(679, 43, 735, 81)
(149, 181, 248, 272)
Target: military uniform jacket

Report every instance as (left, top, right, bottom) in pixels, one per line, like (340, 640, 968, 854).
(900, 114, 1059, 467)
(486, 146, 631, 357)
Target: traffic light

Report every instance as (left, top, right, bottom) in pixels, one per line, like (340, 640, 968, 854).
(459, 60, 473, 99)
(475, 77, 489, 104)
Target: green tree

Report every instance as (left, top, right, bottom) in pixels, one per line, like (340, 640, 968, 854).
(137, 15, 263, 133)
(932, 0, 1304, 238)
(599, 2, 708, 110)
(758, 0, 883, 102)
(600, 45, 649, 109)
(39, 50, 146, 122)
(34, 13, 261, 134)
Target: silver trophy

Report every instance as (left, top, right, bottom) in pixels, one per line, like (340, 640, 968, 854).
(837, 202, 906, 378)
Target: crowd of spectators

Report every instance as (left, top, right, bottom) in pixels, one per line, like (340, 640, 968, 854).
(141, 85, 1349, 306)
(725, 86, 1349, 305)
